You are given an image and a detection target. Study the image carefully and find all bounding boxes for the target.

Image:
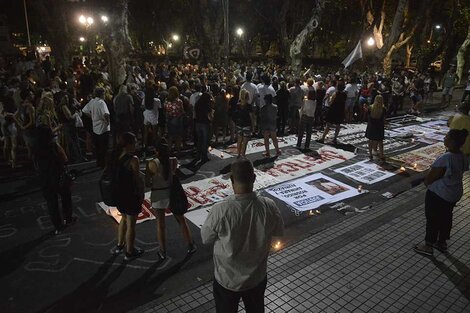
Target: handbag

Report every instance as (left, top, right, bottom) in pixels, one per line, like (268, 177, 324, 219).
(169, 174, 188, 215)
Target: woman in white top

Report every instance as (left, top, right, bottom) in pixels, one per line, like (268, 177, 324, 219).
(145, 141, 196, 260)
(142, 88, 161, 153)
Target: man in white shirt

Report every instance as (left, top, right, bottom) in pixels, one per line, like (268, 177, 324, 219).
(240, 72, 259, 133)
(202, 159, 284, 313)
(82, 88, 110, 168)
(257, 74, 276, 108)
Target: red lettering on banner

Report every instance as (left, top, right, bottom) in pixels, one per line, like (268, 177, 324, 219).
(185, 180, 230, 206)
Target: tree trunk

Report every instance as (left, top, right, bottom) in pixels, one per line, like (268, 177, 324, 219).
(289, 0, 325, 74)
(405, 43, 413, 67)
(383, 51, 393, 77)
(278, 0, 291, 59)
(103, 0, 133, 89)
(384, 0, 408, 51)
(456, 25, 470, 84)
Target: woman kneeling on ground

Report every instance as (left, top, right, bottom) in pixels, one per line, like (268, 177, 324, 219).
(414, 129, 469, 256)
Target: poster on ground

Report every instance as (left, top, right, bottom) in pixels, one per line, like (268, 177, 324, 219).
(223, 135, 299, 156)
(258, 146, 355, 181)
(98, 198, 159, 224)
(265, 173, 360, 211)
(334, 160, 395, 184)
(389, 142, 446, 171)
(337, 131, 418, 153)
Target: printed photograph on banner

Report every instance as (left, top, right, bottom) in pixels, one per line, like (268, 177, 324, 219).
(223, 135, 298, 156)
(306, 178, 349, 195)
(265, 173, 360, 211)
(334, 160, 395, 184)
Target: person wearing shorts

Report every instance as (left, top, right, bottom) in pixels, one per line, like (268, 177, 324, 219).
(234, 89, 252, 157)
(441, 68, 458, 108)
(145, 142, 196, 260)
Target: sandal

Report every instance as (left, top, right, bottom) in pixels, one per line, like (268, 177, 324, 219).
(413, 244, 433, 256)
(111, 244, 125, 255)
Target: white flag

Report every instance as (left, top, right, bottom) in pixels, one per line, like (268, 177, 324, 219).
(342, 41, 363, 68)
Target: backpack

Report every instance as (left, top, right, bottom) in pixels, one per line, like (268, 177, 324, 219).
(99, 154, 132, 206)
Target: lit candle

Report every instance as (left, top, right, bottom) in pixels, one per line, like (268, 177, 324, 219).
(411, 138, 415, 143)
(208, 146, 212, 152)
(413, 163, 417, 169)
(274, 241, 282, 250)
(225, 93, 231, 100)
(220, 152, 224, 158)
(308, 210, 314, 216)
(400, 166, 406, 172)
(315, 210, 321, 214)
(358, 185, 363, 193)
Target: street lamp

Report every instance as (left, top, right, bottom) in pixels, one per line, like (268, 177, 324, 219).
(366, 36, 375, 47)
(101, 15, 109, 23)
(236, 27, 244, 37)
(79, 36, 86, 42)
(172, 34, 180, 42)
(435, 25, 441, 30)
(86, 16, 94, 25)
(79, 15, 86, 24)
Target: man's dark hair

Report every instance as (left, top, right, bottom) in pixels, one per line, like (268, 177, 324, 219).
(231, 158, 255, 186)
(245, 71, 253, 82)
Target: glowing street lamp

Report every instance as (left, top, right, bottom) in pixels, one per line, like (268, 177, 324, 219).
(435, 25, 441, 30)
(236, 27, 244, 37)
(79, 15, 86, 24)
(79, 37, 86, 42)
(366, 36, 375, 47)
(101, 15, 109, 23)
(172, 34, 180, 42)
(87, 16, 94, 25)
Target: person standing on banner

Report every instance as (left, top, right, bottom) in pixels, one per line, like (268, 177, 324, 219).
(288, 79, 304, 134)
(319, 81, 347, 145)
(145, 141, 197, 260)
(240, 72, 259, 136)
(365, 95, 386, 163)
(82, 87, 110, 168)
(234, 89, 253, 158)
(297, 89, 317, 150)
(414, 129, 469, 256)
(260, 94, 280, 157)
(109, 132, 145, 261)
(202, 159, 284, 313)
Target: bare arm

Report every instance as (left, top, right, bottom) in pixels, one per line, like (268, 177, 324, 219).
(424, 167, 446, 186)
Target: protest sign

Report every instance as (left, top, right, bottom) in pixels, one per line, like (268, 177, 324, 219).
(390, 142, 446, 171)
(334, 160, 395, 184)
(265, 173, 360, 211)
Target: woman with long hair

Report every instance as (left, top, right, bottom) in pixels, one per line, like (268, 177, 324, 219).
(365, 95, 386, 162)
(145, 141, 196, 260)
(164, 86, 185, 154)
(233, 89, 252, 157)
(109, 132, 145, 261)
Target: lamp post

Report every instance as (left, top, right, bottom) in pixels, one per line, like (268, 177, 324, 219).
(366, 36, 375, 47)
(222, 0, 229, 66)
(236, 27, 244, 56)
(23, 0, 31, 47)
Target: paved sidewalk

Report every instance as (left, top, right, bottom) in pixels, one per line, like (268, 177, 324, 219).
(134, 172, 470, 313)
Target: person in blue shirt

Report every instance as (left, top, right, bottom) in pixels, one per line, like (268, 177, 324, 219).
(414, 129, 469, 255)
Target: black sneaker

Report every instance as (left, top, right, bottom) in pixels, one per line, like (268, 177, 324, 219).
(187, 242, 198, 255)
(111, 244, 125, 255)
(124, 248, 144, 261)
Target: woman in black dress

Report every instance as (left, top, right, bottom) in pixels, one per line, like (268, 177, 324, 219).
(320, 81, 347, 144)
(365, 95, 386, 162)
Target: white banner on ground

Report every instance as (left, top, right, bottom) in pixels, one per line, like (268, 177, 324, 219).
(258, 146, 355, 181)
(338, 131, 418, 153)
(389, 142, 446, 171)
(265, 173, 360, 211)
(223, 135, 299, 156)
(420, 120, 449, 133)
(98, 198, 160, 224)
(334, 160, 395, 184)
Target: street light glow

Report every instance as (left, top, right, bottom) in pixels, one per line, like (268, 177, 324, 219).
(87, 17, 94, 25)
(79, 37, 86, 42)
(435, 25, 441, 29)
(367, 36, 375, 46)
(236, 28, 244, 37)
(79, 15, 86, 24)
(101, 15, 109, 23)
(168, 43, 173, 48)
(172, 34, 180, 41)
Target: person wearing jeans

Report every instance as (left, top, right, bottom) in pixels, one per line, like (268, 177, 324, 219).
(297, 89, 316, 150)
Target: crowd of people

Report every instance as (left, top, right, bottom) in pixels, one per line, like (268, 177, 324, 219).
(1, 53, 470, 312)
